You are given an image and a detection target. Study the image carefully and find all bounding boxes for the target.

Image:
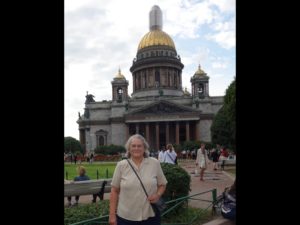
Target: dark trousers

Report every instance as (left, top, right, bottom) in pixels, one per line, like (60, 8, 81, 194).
(116, 213, 160, 225)
(67, 194, 98, 203)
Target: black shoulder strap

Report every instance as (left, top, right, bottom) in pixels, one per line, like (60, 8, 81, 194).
(126, 159, 149, 197)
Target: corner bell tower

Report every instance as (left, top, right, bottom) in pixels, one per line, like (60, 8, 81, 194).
(111, 69, 129, 103)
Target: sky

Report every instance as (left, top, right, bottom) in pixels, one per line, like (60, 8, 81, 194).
(65, 0, 236, 140)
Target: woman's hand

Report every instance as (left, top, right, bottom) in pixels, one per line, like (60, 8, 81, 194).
(109, 213, 117, 225)
(148, 193, 161, 203)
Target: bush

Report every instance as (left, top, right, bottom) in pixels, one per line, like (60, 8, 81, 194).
(182, 141, 200, 150)
(64, 201, 213, 225)
(94, 144, 126, 155)
(64, 201, 109, 225)
(161, 163, 191, 200)
(160, 162, 191, 216)
(201, 141, 213, 150)
(93, 154, 121, 161)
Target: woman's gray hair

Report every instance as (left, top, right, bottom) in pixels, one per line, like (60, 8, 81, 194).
(125, 134, 150, 158)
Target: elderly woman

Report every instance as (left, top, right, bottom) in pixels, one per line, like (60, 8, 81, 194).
(109, 134, 167, 225)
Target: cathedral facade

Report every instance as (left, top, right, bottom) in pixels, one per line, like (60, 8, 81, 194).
(77, 6, 223, 152)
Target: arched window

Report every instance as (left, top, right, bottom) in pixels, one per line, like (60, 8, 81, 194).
(99, 136, 104, 146)
(155, 69, 160, 87)
(197, 84, 204, 97)
(174, 73, 177, 88)
(95, 129, 108, 146)
(117, 88, 123, 102)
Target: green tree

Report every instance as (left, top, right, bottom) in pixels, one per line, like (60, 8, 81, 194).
(211, 78, 236, 153)
(182, 141, 200, 150)
(64, 137, 83, 154)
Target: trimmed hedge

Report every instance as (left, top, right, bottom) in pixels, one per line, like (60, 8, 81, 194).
(161, 162, 191, 200)
(64, 201, 213, 225)
(94, 144, 126, 155)
(64, 201, 109, 225)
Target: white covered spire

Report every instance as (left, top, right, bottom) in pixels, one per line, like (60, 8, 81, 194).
(149, 5, 162, 31)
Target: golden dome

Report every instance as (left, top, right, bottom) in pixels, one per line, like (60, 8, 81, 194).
(138, 30, 176, 51)
(194, 64, 207, 77)
(115, 68, 125, 79)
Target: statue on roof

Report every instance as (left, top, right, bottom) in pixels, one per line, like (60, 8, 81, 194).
(85, 91, 95, 104)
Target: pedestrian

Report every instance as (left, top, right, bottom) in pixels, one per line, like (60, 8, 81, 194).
(158, 146, 166, 163)
(164, 144, 177, 164)
(196, 143, 209, 181)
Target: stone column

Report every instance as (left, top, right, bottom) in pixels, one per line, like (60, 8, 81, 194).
(206, 83, 209, 96)
(146, 123, 150, 142)
(136, 123, 139, 134)
(156, 122, 160, 150)
(195, 120, 200, 141)
(176, 122, 179, 145)
(186, 121, 190, 141)
(126, 124, 129, 140)
(166, 122, 169, 145)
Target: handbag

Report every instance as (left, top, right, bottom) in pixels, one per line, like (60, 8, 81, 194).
(126, 159, 166, 214)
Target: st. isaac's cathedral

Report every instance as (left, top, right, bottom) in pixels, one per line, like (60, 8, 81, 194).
(77, 5, 223, 152)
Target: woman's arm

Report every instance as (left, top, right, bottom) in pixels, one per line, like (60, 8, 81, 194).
(148, 184, 166, 203)
(109, 186, 120, 225)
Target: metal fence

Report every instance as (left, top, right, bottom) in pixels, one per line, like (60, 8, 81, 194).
(69, 188, 217, 225)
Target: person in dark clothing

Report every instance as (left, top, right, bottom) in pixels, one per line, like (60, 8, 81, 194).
(90, 153, 94, 164)
(221, 179, 236, 220)
(70, 153, 73, 164)
(211, 149, 220, 170)
(74, 155, 77, 164)
(67, 166, 97, 206)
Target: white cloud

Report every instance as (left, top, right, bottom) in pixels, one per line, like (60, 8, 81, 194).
(164, 0, 217, 39)
(64, 0, 235, 139)
(212, 61, 227, 69)
(208, 0, 236, 13)
(206, 16, 236, 49)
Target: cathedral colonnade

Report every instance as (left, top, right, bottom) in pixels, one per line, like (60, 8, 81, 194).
(125, 120, 200, 150)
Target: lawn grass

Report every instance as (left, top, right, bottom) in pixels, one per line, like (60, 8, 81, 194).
(64, 162, 117, 180)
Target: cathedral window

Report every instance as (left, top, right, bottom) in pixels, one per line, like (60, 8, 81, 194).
(174, 73, 177, 88)
(197, 84, 204, 97)
(117, 88, 123, 102)
(95, 129, 108, 147)
(155, 69, 160, 87)
(99, 136, 104, 146)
